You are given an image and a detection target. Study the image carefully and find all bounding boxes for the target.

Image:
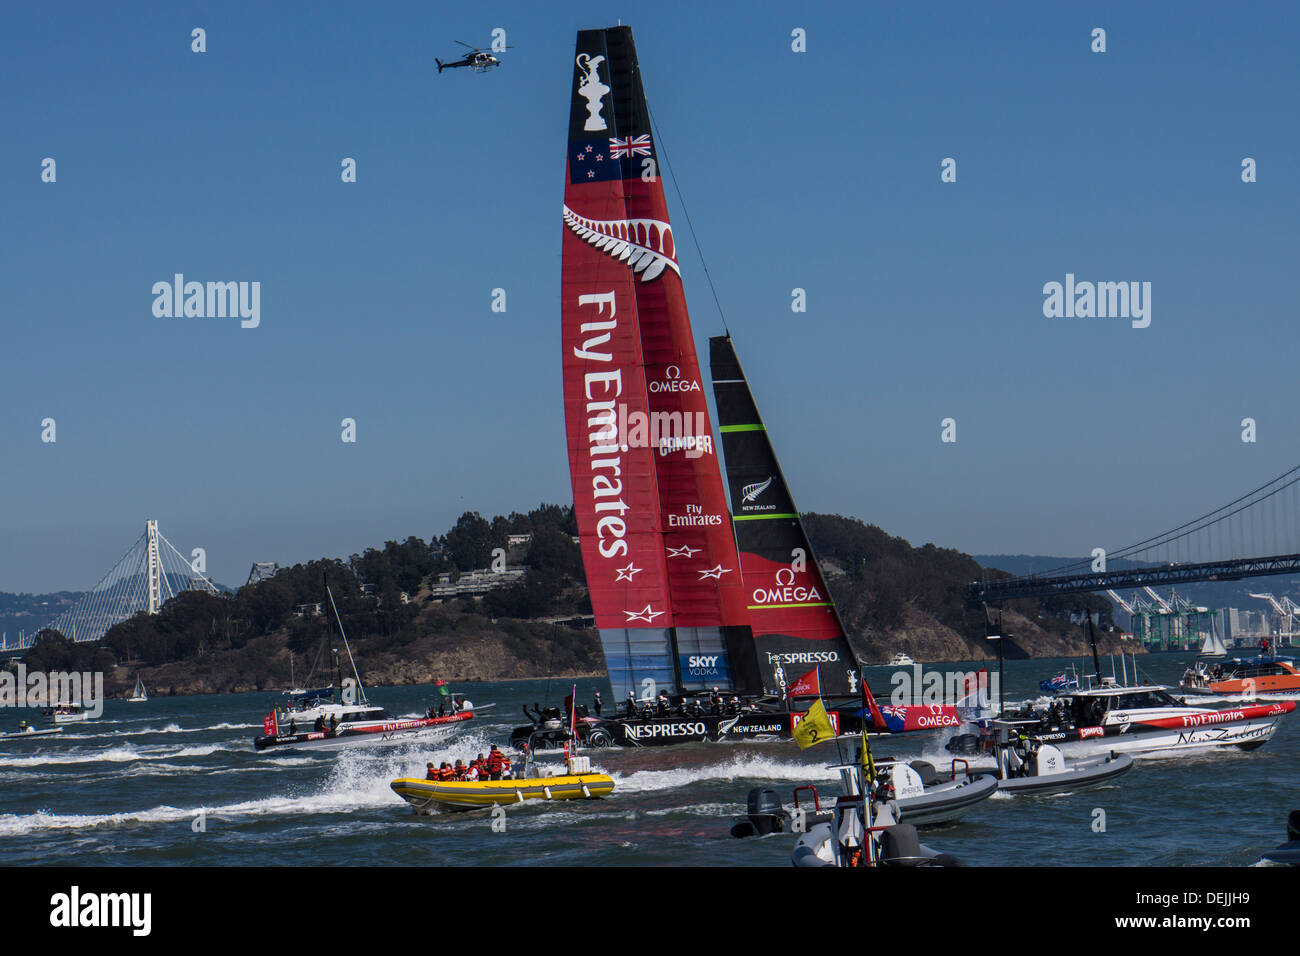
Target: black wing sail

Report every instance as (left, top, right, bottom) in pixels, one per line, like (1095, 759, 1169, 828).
(709, 335, 862, 698)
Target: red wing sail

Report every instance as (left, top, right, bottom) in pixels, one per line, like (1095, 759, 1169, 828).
(563, 27, 760, 699)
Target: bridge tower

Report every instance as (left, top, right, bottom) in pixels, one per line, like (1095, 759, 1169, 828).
(146, 519, 164, 615)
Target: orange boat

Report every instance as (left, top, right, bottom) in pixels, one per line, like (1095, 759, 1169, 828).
(1180, 656, 1300, 695)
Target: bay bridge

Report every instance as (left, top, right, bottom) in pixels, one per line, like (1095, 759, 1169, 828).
(3, 520, 218, 651)
(971, 464, 1300, 602)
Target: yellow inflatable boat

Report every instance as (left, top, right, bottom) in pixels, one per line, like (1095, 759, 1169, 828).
(391, 754, 614, 812)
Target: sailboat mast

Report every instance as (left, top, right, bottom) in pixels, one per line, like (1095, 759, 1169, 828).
(325, 577, 365, 705)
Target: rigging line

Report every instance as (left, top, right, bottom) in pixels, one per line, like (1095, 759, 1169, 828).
(647, 102, 730, 336)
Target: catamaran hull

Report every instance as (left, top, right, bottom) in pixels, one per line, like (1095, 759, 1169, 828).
(391, 774, 615, 812)
(254, 713, 472, 752)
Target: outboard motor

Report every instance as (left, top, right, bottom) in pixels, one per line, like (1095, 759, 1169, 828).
(945, 733, 980, 755)
(730, 787, 790, 838)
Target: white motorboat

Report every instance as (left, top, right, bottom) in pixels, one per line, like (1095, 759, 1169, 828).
(252, 579, 476, 752)
(889, 653, 915, 666)
(1001, 681, 1293, 757)
(42, 703, 89, 724)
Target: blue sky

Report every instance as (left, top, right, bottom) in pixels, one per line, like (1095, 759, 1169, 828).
(2, 2, 1298, 592)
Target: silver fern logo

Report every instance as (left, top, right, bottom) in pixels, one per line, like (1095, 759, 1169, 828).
(742, 476, 773, 503)
(562, 205, 679, 282)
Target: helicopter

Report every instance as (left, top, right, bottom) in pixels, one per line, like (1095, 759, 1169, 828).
(436, 40, 514, 74)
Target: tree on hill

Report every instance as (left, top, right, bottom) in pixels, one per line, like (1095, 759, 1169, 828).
(442, 512, 501, 571)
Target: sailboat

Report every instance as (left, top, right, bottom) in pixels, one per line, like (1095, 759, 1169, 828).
(1199, 617, 1228, 659)
(555, 26, 850, 747)
(126, 675, 148, 703)
(253, 580, 474, 751)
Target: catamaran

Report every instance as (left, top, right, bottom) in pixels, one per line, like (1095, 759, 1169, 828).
(551, 27, 975, 748)
(551, 25, 861, 748)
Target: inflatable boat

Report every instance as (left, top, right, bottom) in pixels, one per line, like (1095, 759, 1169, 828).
(0, 725, 64, 741)
(391, 754, 613, 812)
(731, 754, 993, 838)
(789, 756, 966, 867)
(952, 721, 1135, 795)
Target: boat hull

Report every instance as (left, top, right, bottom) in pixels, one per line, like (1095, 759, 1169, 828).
(1180, 675, 1300, 695)
(1031, 702, 1293, 757)
(892, 773, 997, 827)
(0, 727, 64, 740)
(254, 712, 472, 752)
(986, 752, 1134, 794)
(391, 773, 615, 812)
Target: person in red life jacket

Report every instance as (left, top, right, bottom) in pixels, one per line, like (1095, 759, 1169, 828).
(453, 759, 469, 780)
(1262, 637, 1272, 658)
(464, 761, 480, 781)
(437, 761, 455, 781)
(487, 745, 506, 780)
(426, 762, 437, 780)
(499, 753, 512, 780)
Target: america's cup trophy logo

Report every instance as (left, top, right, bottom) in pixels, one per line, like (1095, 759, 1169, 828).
(575, 53, 609, 131)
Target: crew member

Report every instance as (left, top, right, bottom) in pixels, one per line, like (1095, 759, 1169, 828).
(329, 713, 338, 732)
(593, 692, 603, 717)
(625, 692, 637, 718)
(487, 745, 505, 780)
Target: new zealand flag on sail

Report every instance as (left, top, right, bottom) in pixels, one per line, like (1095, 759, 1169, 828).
(568, 29, 656, 184)
(570, 136, 655, 183)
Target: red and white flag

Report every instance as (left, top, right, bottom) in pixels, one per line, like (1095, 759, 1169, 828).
(786, 667, 821, 699)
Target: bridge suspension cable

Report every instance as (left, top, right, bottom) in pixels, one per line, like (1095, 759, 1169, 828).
(21, 520, 219, 649)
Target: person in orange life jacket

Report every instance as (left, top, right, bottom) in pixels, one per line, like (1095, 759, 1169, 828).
(426, 762, 438, 780)
(487, 745, 506, 780)
(437, 761, 455, 781)
(499, 753, 512, 779)
(464, 761, 480, 781)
